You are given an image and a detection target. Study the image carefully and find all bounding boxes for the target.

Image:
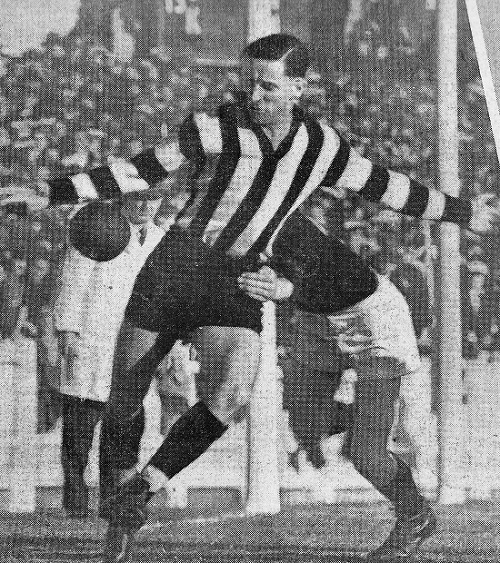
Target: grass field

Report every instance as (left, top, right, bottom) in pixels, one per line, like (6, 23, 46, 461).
(0, 502, 499, 562)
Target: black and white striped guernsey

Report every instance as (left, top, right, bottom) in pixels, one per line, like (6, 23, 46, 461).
(48, 103, 472, 258)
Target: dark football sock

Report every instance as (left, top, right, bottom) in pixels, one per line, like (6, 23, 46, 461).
(391, 461, 427, 518)
(148, 401, 228, 479)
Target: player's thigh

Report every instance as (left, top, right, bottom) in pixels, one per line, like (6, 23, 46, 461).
(191, 326, 261, 400)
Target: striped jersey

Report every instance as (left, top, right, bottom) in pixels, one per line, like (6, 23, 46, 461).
(48, 103, 472, 259)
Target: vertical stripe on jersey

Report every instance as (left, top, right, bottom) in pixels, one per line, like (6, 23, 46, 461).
(246, 120, 325, 257)
(189, 105, 241, 235)
(206, 129, 263, 234)
(212, 153, 280, 252)
(321, 135, 351, 186)
(213, 120, 307, 253)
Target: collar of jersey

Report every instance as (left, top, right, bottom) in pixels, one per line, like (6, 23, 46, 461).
(237, 102, 304, 159)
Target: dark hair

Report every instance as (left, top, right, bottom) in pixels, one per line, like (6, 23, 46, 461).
(243, 34, 309, 78)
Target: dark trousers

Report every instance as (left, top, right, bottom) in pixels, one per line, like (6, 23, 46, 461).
(61, 394, 104, 513)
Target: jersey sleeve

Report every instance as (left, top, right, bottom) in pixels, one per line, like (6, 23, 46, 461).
(47, 112, 224, 206)
(319, 129, 472, 227)
(47, 145, 185, 206)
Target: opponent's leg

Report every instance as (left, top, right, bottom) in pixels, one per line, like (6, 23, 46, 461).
(343, 376, 435, 562)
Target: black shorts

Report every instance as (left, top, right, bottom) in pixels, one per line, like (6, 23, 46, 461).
(125, 228, 263, 334)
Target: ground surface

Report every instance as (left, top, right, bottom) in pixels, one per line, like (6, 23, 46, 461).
(0, 502, 499, 562)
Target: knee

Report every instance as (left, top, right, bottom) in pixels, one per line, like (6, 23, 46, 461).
(209, 380, 252, 425)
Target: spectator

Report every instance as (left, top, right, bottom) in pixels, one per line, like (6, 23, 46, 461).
(53, 192, 165, 517)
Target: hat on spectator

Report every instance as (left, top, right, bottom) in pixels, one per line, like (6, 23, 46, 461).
(122, 186, 164, 200)
(468, 259, 489, 276)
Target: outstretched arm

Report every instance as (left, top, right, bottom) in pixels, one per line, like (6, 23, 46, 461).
(319, 129, 500, 235)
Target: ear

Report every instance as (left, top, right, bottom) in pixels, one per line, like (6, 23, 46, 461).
(291, 77, 306, 100)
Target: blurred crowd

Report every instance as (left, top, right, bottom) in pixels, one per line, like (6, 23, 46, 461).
(1, 8, 500, 436)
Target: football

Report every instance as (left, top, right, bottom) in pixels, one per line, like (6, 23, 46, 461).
(69, 201, 131, 261)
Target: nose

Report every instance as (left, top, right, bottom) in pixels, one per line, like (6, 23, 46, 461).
(252, 84, 263, 103)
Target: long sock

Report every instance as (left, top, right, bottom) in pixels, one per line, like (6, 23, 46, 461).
(391, 461, 427, 518)
(148, 401, 227, 479)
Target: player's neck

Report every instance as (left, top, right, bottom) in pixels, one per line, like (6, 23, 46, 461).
(262, 116, 294, 150)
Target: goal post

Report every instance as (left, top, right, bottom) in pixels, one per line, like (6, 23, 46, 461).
(246, 301, 281, 515)
(244, 0, 282, 516)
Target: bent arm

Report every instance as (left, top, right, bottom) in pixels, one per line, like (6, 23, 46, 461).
(48, 145, 185, 205)
(47, 110, 219, 205)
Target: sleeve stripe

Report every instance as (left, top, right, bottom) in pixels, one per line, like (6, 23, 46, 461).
(358, 164, 390, 203)
(335, 148, 373, 191)
(321, 135, 351, 186)
(48, 177, 79, 205)
(154, 142, 186, 173)
(131, 148, 171, 185)
(179, 114, 206, 160)
(194, 112, 223, 154)
(441, 194, 473, 225)
(72, 173, 99, 200)
(380, 170, 411, 210)
(400, 179, 430, 217)
(88, 166, 122, 199)
(422, 189, 446, 220)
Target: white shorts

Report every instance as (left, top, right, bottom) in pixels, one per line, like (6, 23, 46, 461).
(327, 275, 421, 379)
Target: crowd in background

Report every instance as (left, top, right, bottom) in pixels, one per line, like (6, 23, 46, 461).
(1, 4, 500, 436)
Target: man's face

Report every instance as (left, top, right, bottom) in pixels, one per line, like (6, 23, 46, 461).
(243, 58, 304, 129)
(31, 258, 50, 283)
(121, 197, 162, 225)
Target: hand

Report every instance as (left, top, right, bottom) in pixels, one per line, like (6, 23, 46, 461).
(238, 266, 293, 302)
(109, 161, 149, 194)
(58, 330, 80, 381)
(469, 193, 500, 234)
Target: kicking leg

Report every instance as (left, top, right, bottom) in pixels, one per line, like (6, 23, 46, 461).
(147, 326, 260, 477)
(103, 326, 260, 563)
